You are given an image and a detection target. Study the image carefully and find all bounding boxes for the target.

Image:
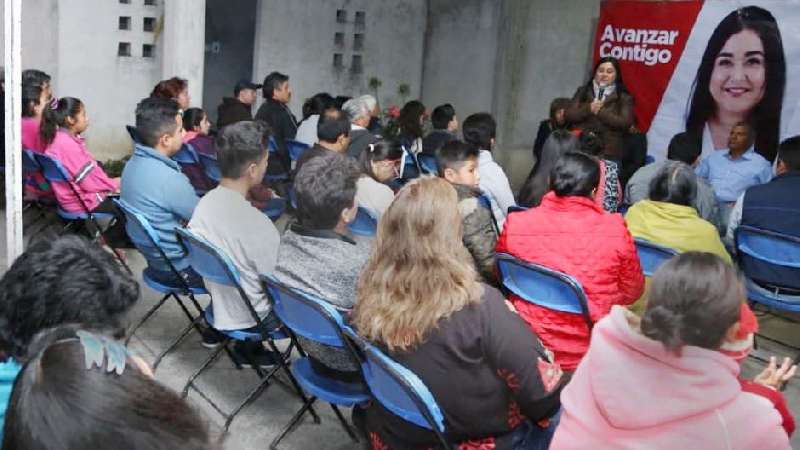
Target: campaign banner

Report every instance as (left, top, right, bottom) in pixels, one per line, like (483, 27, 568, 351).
(595, 0, 800, 161)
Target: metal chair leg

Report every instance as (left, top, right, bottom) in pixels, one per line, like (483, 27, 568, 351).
(270, 397, 318, 450)
(266, 339, 321, 424)
(223, 364, 282, 431)
(152, 316, 203, 370)
(331, 404, 360, 443)
(125, 293, 173, 345)
(182, 340, 229, 397)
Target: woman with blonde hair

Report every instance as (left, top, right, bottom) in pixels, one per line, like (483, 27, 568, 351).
(353, 177, 563, 450)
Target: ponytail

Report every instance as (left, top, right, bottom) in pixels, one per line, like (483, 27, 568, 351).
(40, 97, 83, 147)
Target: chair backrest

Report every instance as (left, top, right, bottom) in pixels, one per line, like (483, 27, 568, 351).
(644, 155, 655, 165)
(262, 275, 348, 348)
(496, 252, 593, 329)
(343, 328, 447, 436)
(634, 238, 678, 277)
(197, 152, 221, 182)
(400, 146, 421, 180)
(33, 153, 70, 183)
(173, 143, 200, 165)
(348, 207, 377, 237)
(287, 139, 310, 162)
(736, 226, 800, 269)
(22, 149, 40, 173)
(416, 153, 438, 175)
(268, 136, 279, 154)
(507, 205, 528, 214)
(175, 227, 241, 286)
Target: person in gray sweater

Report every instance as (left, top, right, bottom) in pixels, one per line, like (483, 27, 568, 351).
(274, 151, 370, 380)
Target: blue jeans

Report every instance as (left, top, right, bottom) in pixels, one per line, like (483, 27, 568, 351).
(508, 410, 561, 450)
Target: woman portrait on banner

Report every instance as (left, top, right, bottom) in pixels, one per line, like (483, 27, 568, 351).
(685, 5, 785, 162)
(565, 56, 635, 162)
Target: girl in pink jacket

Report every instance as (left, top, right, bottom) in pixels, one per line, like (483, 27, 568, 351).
(40, 97, 119, 214)
(551, 252, 793, 450)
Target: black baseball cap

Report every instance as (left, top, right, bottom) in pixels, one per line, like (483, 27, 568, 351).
(234, 79, 262, 95)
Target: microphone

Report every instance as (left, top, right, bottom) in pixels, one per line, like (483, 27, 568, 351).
(597, 86, 605, 101)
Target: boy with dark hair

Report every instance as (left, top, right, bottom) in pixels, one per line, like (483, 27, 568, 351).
(274, 151, 369, 380)
(436, 140, 498, 286)
(422, 103, 458, 156)
(121, 97, 201, 288)
(188, 121, 282, 367)
(462, 112, 515, 228)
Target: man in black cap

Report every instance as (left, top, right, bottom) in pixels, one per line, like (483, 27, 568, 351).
(216, 79, 262, 129)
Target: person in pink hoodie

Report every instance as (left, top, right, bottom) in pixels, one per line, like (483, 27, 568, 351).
(21, 82, 53, 200)
(40, 97, 128, 246)
(551, 252, 794, 450)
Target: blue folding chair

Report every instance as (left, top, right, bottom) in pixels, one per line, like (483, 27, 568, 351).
(634, 238, 678, 277)
(175, 228, 311, 431)
(21, 149, 55, 224)
(400, 145, 422, 181)
(348, 207, 377, 237)
(197, 151, 221, 183)
(34, 153, 128, 270)
(262, 275, 369, 449)
(173, 143, 212, 196)
(113, 199, 207, 369)
(496, 252, 593, 330)
(644, 155, 655, 165)
(417, 153, 438, 175)
(344, 327, 451, 449)
(287, 139, 310, 162)
(736, 226, 800, 362)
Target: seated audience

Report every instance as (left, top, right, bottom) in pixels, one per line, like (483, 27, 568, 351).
(3, 326, 217, 450)
(625, 162, 731, 263)
(353, 177, 563, 450)
(294, 108, 351, 172)
(422, 103, 459, 156)
(150, 77, 190, 110)
(551, 253, 793, 449)
(578, 127, 621, 212)
(179, 108, 217, 192)
(216, 79, 261, 129)
(189, 121, 282, 367)
(518, 130, 579, 207)
(463, 112, 516, 228)
(497, 152, 643, 370)
(21, 83, 53, 199)
(396, 100, 426, 154)
(696, 122, 772, 227)
(532, 97, 570, 162)
(727, 135, 800, 292)
(273, 152, 368, 379)
(0, 235, 139, 437)
(437, 140, 498, 286)
(342, 95, 380, 159)
(40, 97, 128, 245)
(626, 131, 719, 228)
(355, 139, 402, 218)
(295, 92, 335, 147)
(121, 97, 201, 288)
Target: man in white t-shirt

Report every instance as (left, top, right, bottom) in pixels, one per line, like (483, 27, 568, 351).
(189, 121, 281, 368)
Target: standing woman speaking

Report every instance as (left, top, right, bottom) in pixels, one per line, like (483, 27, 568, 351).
(565, 56, 634, 161)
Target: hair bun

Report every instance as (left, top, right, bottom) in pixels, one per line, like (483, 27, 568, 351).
(641, 305, 685, 353)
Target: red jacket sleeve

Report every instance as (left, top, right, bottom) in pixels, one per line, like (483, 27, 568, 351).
(740, 379, 795, 436)
(615, 221, 645, 305)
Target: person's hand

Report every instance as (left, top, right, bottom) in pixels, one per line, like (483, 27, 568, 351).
(590, 100, 604, 114)
(754, 356, 797, 390)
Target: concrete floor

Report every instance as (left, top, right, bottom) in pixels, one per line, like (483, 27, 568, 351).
(4, 201, 800, 449)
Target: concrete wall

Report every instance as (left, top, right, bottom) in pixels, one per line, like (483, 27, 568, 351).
(253, 0, 427, 115)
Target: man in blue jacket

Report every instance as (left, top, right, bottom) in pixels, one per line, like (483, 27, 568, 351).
(121, 97, 201, 288)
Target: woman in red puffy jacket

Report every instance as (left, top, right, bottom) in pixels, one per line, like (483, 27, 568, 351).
(497, 151, 643, 371)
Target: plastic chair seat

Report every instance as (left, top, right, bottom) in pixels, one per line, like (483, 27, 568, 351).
(204, 306, 287, 342)
(142, 267, 208, 295)
(745, 278, 800, 313)
(263, 197, 286, 221)
(56, 208, 115, 221)
(290, 357, 369, 407)
(348, 208, 377, 237)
